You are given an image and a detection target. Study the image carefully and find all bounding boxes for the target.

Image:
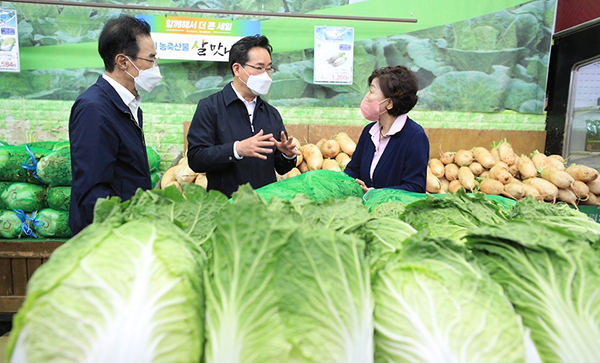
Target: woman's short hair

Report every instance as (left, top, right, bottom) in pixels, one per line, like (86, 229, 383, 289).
(98, 16, 151, 73)
(368, 66, 419, 116)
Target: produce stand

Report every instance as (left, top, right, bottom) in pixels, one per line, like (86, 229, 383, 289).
(285, 125, 547, 158)
(183, 122, 548, 158)
(0, 240, 65, 313)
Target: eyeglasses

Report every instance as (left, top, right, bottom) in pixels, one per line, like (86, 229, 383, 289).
(129, 55, 159, 67)
(243, 63, 276, 74)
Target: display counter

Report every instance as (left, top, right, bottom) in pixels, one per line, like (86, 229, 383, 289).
(0, 240, 65, 313)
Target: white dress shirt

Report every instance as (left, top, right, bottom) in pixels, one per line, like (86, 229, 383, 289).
(102, 74, 141, 126)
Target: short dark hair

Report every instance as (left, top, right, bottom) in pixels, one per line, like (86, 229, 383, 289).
(98, 15, 152, 72)
(368, 66, 419, 116)
(228, 35, 273, 76)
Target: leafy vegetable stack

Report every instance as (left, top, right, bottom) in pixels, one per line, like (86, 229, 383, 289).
(6, 183, 600, 362)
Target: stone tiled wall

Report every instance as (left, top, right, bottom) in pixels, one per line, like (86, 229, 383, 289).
(0, 99, 547, 171)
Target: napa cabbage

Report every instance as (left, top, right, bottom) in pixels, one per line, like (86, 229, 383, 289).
(204, 187, 375, 362)
(400, 190, 509, 243)
(510, 196, 600, 235)
(352, 216, 417, 276)
(467, 220, 600, 362)
(94, 183, 229, 246)
(6, 219, 206, 363)
(372, 233, 533, 362)
(276, 229, 374, 362)
(202, 188, 293, 362)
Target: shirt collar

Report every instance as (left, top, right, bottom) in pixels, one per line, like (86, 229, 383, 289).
(369, 114, 408, 138)
(102, 74, 140, 108)
(231, 82, 256, 106)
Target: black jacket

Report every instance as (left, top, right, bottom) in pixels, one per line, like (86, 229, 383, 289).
(69, 76, 151, 235)
(187, 83, 295, 197)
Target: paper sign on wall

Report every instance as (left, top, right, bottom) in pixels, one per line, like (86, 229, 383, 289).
(137, 15, 260, 63)
(314, 26, 354, 85)
(0, 9, 20, 72)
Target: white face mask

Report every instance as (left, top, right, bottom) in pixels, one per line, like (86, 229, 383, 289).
(125, 56, 162, 93)
(240, 66, 272, 96)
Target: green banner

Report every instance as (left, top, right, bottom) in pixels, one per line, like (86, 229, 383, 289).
(2, 0, 555, 115)
(16, 0, 532, 70)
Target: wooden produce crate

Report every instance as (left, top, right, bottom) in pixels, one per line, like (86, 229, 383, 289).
(0, 240, 65, 313)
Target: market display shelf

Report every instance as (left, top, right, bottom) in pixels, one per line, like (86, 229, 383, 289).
(0, 240, 65, 313)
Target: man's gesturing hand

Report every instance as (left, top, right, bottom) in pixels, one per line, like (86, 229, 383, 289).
(271, 131, 302, 158)
(236, 129, 275, 160)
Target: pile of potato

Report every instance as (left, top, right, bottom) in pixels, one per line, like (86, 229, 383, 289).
(160, 156, 207, 192)
(282, 132, 357, 179)
(428, 140, 600, 206)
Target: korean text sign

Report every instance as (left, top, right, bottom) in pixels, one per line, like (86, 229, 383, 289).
(137, 15, 261, 62)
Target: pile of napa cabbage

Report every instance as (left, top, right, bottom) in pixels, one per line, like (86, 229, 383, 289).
(6, 184, 600, 363)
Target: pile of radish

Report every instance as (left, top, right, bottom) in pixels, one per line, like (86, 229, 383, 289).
(160, 131, 358, 191)
(428, 140, 600, 206)
(162, 136, 600, 208)
(160, 156, 207, 192)
(281, 132, 357, 179)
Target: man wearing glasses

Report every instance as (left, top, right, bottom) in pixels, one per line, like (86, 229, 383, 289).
(187, 35, 300, 198)
(68, 15, 161, 235)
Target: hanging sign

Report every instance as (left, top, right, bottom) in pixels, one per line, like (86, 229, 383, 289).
(136, 15, 260, 62)
(314, 26, 354, 85)
(0, 9, 20, 72)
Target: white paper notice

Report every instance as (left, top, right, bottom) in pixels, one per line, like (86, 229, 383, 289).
(0, 9, 20, 73)
(314, 26, 354, 85)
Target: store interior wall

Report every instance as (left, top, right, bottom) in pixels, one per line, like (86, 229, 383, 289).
(0, 0, 554, 169)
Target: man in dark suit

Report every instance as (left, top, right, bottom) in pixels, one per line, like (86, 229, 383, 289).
(186, 35, 300, 198)
(69, 15, 161, 235)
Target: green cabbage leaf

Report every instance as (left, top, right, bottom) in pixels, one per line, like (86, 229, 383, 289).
(203, 188, 294, 362)
(400, 190, 509, 243)
(94, 183, 229, 246)
(6, 219, 206, 362)
(467, 220, 600, 362)
(373, 234, 532, 362)
(276, 229, 374, 362)
(510, 196, 600, 236)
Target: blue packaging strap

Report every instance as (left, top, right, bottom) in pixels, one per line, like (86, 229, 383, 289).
(13, 209, 44, 238)
(21, 144, 42, 182)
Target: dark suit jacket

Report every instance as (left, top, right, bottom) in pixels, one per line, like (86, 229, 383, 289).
(344, 117, 429, 193)
(69, 76, 151, 235)
(187, 83, 296, 198)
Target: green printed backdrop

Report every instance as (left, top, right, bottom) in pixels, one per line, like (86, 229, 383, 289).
(0, 0, 554, 166)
